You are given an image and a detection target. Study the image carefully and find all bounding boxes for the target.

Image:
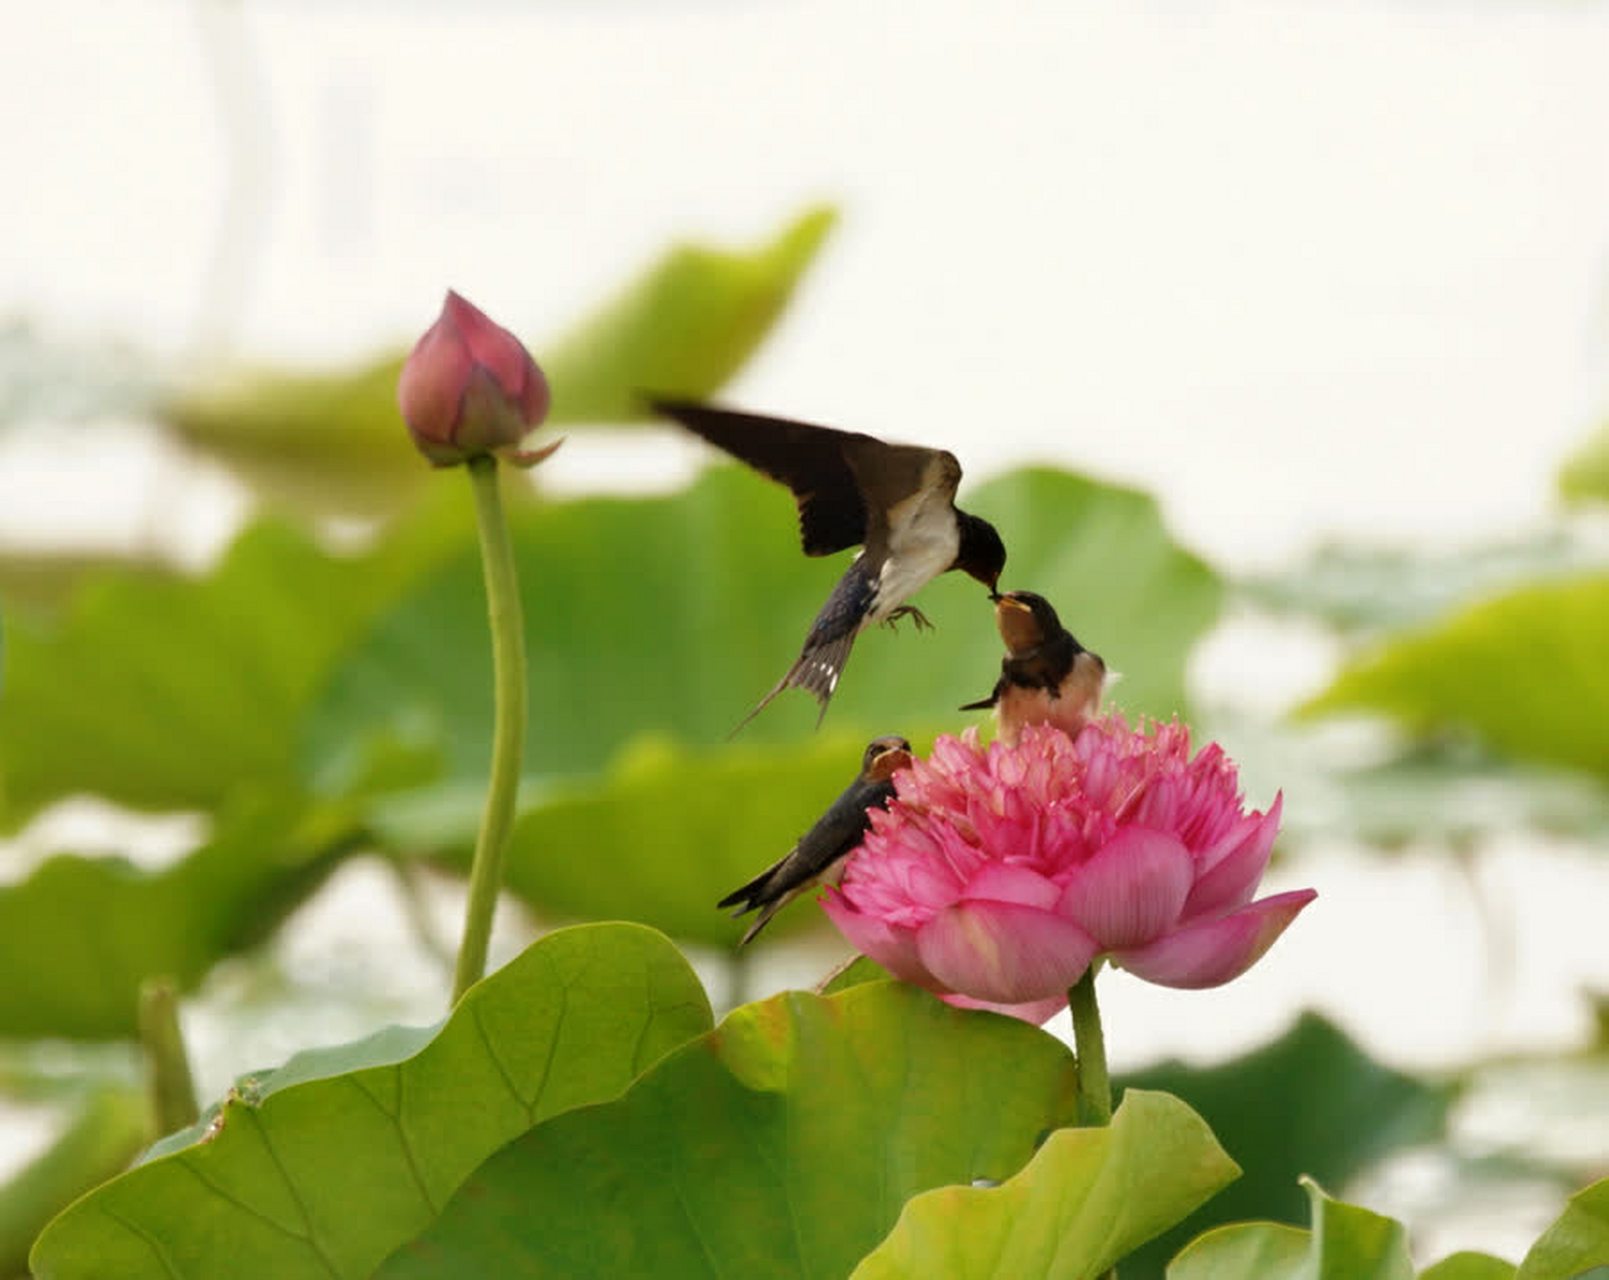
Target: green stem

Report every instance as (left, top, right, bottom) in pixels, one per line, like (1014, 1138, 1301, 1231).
(452, 456, 529, 1004)
(1069, 965, 1116, 1279)
(137, 978, 199, 1135)
(1069, 965, 1111, 1126)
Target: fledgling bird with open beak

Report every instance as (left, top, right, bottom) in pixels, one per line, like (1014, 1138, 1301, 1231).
(961, 591, 1106, 746)
(651, 399, 1006, 730)
(717, 735, 913, 945)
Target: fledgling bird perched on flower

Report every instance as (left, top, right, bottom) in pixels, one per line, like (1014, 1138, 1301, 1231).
(650, 399, 1006, 730)
(718, 735, 913, 945)
(961, 590, 1106, 746)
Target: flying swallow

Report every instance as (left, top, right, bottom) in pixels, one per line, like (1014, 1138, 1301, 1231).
(651, 399, 1006, 729)
(717, 734, 913, 945)
(961, 591, 1105, 745)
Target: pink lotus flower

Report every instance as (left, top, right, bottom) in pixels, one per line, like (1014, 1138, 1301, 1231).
(397, 290, 559, 467)
(821, 718, 1314, 1024)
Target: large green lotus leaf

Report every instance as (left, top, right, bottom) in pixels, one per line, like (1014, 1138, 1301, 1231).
(163, 208, 835, 514)
(305, 464, 1220, 796)
(0, 510, 453, 827)
(1168, 1181, 1415, 1280)
(0, 1088, 148, 1279)
(850, 1090, 1237, 1279)
(1116, 1013, 1455, 1280)
(0, 798, 347, 1039)
(1559, 420, 1609, 506)
(1302, 575, 1609, 781)
(1517, 1178, 1609, 1279)
(374, 983, 1079, 1279)
(30, 923, 712, 1280)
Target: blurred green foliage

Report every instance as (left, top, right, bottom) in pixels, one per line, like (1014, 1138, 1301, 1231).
(0, 519, 446, 826)
(0, 799, 346, 1039)
(1558, 420, 1609, 507)
(1304, 575, 1609, 781)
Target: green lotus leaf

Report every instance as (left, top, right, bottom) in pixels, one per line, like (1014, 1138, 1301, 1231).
(1117, 1013, 1454, 1279)
(1517, 1177, 1609, 1279)
(1167, 1180, 1414, 1279)
(30, 923, 712, 1280)
(376, 982, 1079, 1279)
(851, 1089, 1237, 1279)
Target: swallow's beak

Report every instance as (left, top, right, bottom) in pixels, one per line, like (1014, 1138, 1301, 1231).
(868, 745, 913, 781)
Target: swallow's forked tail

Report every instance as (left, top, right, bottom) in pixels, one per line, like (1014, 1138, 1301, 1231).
(716, 861, 796, 946)
(729, 630, 859, 737)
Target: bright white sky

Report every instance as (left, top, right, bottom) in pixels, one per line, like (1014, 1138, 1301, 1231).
(5, 0, 1609, 566)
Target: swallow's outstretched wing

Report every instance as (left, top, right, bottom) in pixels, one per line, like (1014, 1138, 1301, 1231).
(650, 399, 874, 555)
(650, 399, 961, 554)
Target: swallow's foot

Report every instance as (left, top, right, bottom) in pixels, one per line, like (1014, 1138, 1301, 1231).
(883, 605, 934, 633)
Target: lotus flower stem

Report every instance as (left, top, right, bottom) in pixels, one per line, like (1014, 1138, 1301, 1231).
(138, 977, 198, 1134)
(452, 455, 528, 1003)
(1069, 966, 1111, 1127)
(1070, 965, 1116, 1277)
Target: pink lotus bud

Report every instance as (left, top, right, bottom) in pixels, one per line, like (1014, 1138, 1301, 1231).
(397, 290, 558, 467)
(820, 718, 1314, 1024)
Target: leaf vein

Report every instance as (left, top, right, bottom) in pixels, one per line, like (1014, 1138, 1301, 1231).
(101, 1204, 185, 1280)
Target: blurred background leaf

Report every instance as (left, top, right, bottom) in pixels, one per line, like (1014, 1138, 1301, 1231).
(0, 516, 451, 827)
(162, 207, 836, 517)
(1558, 421, 1609, 507)
(0, 799, 351, 1039)
(1303, 576, 1609, 782)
